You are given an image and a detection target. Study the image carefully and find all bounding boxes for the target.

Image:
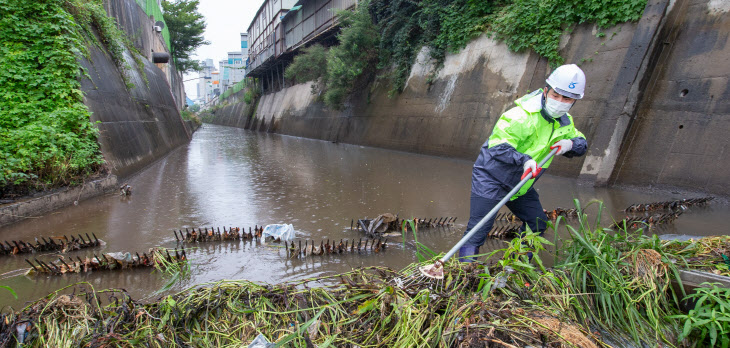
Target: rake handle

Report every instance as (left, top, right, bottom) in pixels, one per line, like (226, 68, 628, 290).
(439, 147, 558, 263)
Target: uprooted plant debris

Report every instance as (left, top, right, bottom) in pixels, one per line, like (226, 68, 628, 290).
(1, 201, 728, 347)
(0, 264, 611, 347)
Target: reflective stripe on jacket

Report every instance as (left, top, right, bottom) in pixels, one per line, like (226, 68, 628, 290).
(471, 89, 587, 200)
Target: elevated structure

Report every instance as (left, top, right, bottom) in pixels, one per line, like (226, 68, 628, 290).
(246, 0, 358, 92)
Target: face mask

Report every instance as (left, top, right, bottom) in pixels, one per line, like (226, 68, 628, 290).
(543, 97, 573, 118)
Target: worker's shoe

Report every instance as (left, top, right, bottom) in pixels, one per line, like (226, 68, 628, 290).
(458, 245, 480, 263)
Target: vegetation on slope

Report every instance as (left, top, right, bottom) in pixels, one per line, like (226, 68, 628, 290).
(0, 0, 147, 197)
(285, 0, 647, 108)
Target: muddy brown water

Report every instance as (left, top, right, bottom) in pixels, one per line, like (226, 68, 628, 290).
(1, 124, 727, 309)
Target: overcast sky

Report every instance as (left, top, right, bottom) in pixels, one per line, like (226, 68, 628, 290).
(183, 0, 262, 99)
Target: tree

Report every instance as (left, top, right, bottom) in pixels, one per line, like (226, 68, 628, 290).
(162, 0, 209, 73)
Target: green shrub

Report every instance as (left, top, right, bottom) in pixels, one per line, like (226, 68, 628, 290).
(0, 0, 106, 190)
(371, 0, 498, 94)
(284, 44, 328, 85)
(221, 78, 249, 100)
(490, 0, 646, 66)
(280, 0, 646, 107)
(322, 4, 378, 109)
(243, 82, 261, 104)
(0, 0, 150, 193)
(180, 110, 201, 126)
(668, 283, 730, 347)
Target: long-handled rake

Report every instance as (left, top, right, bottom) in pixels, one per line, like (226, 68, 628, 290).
(399, 147, 559, 286)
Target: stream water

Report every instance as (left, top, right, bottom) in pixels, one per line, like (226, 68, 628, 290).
(1, 124, 727, 308)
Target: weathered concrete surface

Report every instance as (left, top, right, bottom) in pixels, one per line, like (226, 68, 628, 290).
(0, 176, 117, 227)
(81, 0, 190, 179)
(225, 0, 727, 194)
(104, 0, 186, 111)
(245, 22, 646, 179)
(578, 0, 671, 184)
(203, 89, 258, 129)
(610, 0, 730, 194)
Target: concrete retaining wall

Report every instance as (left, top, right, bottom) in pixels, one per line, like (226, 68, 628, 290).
(219, 0, 728, 195)
(246, 17, 651, 179)
(81, 0, 190, 179)
(610, 0, 730, 194)
(0, 176, 118, 227)
(203, 89, 258, 129)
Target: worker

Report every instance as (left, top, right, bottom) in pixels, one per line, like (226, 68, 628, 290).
(459, 64, 588, 262)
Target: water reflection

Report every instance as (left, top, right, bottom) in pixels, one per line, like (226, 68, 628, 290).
(1, 124, 726, 308)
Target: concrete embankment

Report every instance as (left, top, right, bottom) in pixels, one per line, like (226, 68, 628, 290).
(0, 0, 190, 226)
(202, 90, 257, 129)
(206, 0, 730, 196)
(86, 0, 191, 179)
(0, 176, 117, 227)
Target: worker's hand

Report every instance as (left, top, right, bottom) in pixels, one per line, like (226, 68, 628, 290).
(551, 139, 573, 156)
(522, 159, 537, 179)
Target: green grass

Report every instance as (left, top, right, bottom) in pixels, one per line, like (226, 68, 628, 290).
(3, 201, 728, 347)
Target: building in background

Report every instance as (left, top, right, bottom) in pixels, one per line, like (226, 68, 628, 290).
(196, 59, 218, 104)
(246, 0, 357, 93)
(219, 59, 229, 93)
(241, 32, 249, 61)
(246, 0, 298, 78)
(219, 52, 246, 93)
(211, 71, 220, 98)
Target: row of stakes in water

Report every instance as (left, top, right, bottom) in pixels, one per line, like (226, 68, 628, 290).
(496, 208, 580, 223)
(173, 226, 263, 243)
(286, 238, 388, 258)
(611, 211, 684, 230)
(25, 248, 186, 275)
(350, 217, 458, 232)
(172, 226, 389, 258)
(1, 233, 101, 256)
(623, 196, 714, 213)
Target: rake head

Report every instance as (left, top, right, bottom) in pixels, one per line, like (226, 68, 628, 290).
(418, 260, 444, 279)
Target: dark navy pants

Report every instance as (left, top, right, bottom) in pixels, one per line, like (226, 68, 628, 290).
(459, 188, 548, 260)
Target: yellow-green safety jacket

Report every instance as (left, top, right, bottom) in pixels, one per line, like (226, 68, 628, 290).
(471, 89, 587, 200)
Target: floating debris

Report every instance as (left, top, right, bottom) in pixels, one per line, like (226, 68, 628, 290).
(174, 226, 263, 243)
(543, 207, 580, 220)
(0, 233, 101, 256)
(119, 183, 132, 196)
(25, 248, 186, 276)
(623, 196, 714, 213)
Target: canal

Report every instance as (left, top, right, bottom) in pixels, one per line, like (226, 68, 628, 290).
(1, 124, 726, 308)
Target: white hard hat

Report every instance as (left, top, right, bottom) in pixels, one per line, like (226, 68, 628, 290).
(546, 64, 586, 99)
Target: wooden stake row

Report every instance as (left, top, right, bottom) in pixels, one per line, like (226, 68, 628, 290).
(495, 208, 580, 223)
(25, 249, 186, 275)
(287, 238, 387, 258)
(611, 211, 684, 230)
(351, 217, 457, 233)
(174, 226, 263, 243)
(623, 197, 713, 213)
(1, 233, 100, 256)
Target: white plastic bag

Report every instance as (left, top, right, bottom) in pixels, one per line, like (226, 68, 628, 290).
(247, 333, 274, 348)
(262, 224, 295, 242)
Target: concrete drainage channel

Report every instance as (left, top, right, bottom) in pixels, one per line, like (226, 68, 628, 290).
(0, 176, 118, 227)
